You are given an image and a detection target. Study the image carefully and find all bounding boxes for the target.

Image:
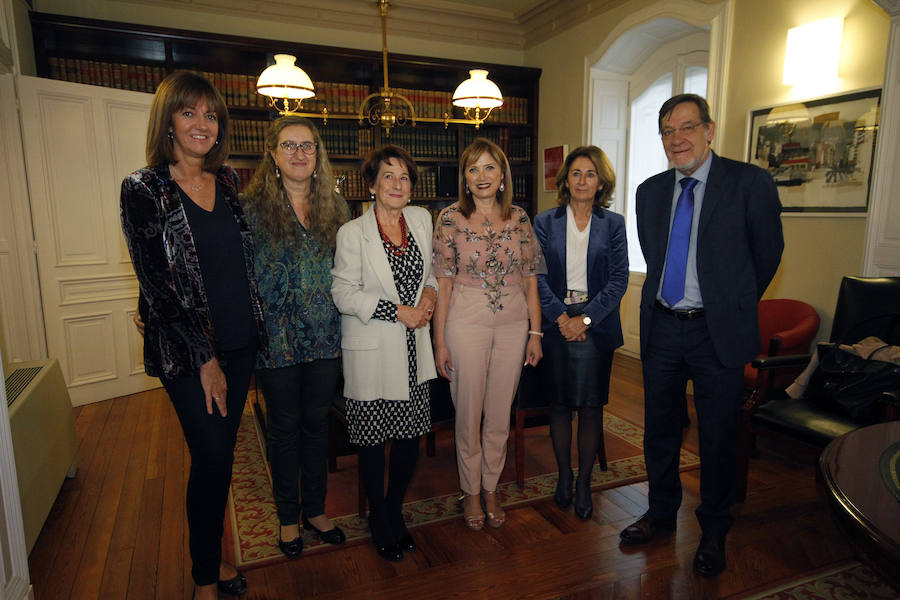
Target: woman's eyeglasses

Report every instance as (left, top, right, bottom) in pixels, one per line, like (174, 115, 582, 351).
(279, 141, 318, 155)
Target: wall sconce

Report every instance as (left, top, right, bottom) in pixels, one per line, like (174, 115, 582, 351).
(783, 18, 843, 86)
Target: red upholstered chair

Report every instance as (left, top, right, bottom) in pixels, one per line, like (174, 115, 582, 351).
(744, 299, 820, 398)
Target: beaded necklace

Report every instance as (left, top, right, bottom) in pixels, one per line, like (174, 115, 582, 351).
(375, 209, 409, 255)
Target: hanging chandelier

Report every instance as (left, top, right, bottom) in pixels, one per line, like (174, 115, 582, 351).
(255, 0, 504, 135)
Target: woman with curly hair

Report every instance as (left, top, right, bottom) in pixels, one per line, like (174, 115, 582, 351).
(242, 115, 349, 559)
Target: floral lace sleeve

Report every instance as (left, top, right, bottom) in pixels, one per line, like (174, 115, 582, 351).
(513, 206, 547, 277)
(431, 205, 460, 278)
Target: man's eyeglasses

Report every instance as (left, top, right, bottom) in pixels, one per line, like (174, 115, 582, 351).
(279, 141, 318, 155)
(660, 122, 705, 139)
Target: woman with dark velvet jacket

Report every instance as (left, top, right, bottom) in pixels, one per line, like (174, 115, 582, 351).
(120, 71, 266, 600)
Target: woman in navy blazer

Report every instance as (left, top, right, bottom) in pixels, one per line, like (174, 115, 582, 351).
(533, 146, 628, 520)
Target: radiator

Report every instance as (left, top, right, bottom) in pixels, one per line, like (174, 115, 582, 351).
(6, 358, 78, 553)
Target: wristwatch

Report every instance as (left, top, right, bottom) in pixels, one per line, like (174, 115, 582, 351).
(582, 315, 592, 327)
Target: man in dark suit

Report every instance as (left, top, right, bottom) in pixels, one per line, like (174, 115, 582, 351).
(619, 94, 783, 577)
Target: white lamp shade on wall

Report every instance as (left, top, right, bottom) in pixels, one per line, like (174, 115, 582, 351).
(257, 54, 315, 100)
(452, 69, 503, 109)
(783, 18, 843, 86)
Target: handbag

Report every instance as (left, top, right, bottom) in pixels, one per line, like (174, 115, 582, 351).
(806, 342, 900, 422)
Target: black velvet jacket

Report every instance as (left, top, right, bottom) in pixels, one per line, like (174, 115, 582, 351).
(120, 164, 267, 378)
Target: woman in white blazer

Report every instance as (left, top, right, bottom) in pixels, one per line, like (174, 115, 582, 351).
(331, 145, 437, 563)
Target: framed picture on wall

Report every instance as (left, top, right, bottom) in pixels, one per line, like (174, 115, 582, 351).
(543, 145, 568, 192)
(746, 88, 880, 213)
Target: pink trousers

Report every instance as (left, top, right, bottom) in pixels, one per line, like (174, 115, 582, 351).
(445, 284, 528, 495)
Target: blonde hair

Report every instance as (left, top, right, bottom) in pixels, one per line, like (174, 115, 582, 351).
(458, 138, 513, 220)
(146, 71, 229, 170)
(242, 116, 348, 249)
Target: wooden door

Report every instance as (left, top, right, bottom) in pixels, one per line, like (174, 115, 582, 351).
(17, 75, 157, 405)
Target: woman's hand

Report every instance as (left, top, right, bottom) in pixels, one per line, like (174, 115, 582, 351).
(557, 314, 588, 342)
(133, 313, 145, 336)
(397, 305, 430, 329)
(434, 344, 454, 380)
(199, 357, 228, 416)
(525, 335, 543, 366)
(416, 287, 436, 323)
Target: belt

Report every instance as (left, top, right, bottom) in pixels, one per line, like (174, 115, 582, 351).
(655, 300, 705, 320)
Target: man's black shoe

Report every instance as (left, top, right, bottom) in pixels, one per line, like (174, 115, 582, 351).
(693, 535, 726, 577)
(619, 511, 676, 545)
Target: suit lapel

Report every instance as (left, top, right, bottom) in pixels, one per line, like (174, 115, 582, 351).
(550, 207, 567, 289)
(361, 207, 400, 302)
(698, 152, 723, 237)
(653, 173, 676, 256)
(586, 206, 604, 289)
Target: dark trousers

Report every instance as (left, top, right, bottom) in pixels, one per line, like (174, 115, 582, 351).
(641, 309, 744, 538)
(255, 358, 340, 525)
(161, 345, 256, 586)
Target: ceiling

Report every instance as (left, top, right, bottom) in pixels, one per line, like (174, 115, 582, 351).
(409, 0, 548, 18)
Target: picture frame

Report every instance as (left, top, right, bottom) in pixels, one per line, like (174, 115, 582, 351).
(746, 89, 880, 213)
(543, 144, 568, 192)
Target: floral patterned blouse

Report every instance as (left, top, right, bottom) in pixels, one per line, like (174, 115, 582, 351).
(432, 203, 546, 312)
(245, 206, 341, 368)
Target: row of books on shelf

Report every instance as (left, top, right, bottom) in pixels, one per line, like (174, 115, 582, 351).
(322, 124, 376, 157)
(230, 119, 378, 156)
(47, 57, 165, 93)
(43, 56, 530, 124)
(333, 167, 442, 200)
(464, 128, 533, 162)
(383, 127, 457, 160)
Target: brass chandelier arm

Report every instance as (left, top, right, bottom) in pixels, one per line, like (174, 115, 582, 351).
(257, 0, 503, 131)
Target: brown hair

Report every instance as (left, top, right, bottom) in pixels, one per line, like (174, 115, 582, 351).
(145, 71, 229, 170)
(458, 138, 513, 220)
(361, 145, 419, 191)
(242, 115, 348, 249)
(658, 93, 713, 134)
(555, 145, 616, 208)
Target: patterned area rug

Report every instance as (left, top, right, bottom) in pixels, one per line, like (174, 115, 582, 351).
(729, 562, 899, 600)
(225, 403, 701, 568)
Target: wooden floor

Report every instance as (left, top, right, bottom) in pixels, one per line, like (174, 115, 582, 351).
(28, 354, 856, 599)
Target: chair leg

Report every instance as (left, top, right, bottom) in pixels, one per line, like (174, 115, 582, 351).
(426, 431, 436, 457)
(357, 452, 367, 518)
(598, 413, 608, 471)
(327, 409, 338, 473)
(735, 417, 751, 502)
(515, 411, 526, 489)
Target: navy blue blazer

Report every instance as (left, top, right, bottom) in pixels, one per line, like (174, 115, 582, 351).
(534, 204, 628, 351)
(636, 151, 784, 368)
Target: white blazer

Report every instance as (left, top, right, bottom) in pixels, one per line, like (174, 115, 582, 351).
(332, 205, 438, 401)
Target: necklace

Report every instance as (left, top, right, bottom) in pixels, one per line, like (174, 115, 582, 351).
(173, 168, 207, 194)
(375, 210, 409, 255)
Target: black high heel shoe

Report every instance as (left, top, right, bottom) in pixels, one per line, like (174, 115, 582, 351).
(574, 478, 593, 520)
(302, 513, 346, 545)
(554, 469, 574, 510)
(217, 570, 248, 596)
(278, 533, 303, 559)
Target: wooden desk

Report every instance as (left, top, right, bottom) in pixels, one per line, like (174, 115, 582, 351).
(819, 421, 900, 591)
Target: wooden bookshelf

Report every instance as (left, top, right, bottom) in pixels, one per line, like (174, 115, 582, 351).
(30, 12, 541, 215)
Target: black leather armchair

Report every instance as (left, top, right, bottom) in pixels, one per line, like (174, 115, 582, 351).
(737, 276, 900, 501)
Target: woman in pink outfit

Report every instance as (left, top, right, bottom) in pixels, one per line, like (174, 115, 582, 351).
(432, 137, 545, 531)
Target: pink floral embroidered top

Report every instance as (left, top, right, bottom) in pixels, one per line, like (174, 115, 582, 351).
(432, 203, 546, 313)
